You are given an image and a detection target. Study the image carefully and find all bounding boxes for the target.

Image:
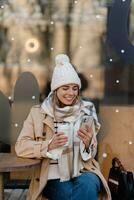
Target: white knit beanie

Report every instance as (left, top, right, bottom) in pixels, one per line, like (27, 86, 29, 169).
(51, 54, 81, 91)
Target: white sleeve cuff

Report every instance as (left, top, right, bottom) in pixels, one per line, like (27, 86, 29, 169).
(80, 141, 92, 161)
(46, 138, 63, 160)
(46, 151, 59, 160)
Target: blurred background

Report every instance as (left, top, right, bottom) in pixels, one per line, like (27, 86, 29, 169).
(0, 0, 134, 181)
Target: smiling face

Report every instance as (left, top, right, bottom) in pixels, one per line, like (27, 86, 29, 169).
(56, 84, 79, 106)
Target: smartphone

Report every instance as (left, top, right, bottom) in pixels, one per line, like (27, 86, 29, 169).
(81, 115, 94, 130)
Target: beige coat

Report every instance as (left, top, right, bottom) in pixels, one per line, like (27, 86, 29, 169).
(15, 105, 111, 200)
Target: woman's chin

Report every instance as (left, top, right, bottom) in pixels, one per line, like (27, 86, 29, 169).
(63, 100, 74, 106)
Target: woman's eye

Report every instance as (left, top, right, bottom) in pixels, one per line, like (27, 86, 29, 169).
(73, 87, 78, 91)
(62, 88, 68, 90)
(61, 86, 78, 91)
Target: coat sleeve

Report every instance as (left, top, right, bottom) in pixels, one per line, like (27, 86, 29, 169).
(15, 108, 50, 159)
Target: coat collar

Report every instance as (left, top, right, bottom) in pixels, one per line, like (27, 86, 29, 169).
(39, 106, 54, 131)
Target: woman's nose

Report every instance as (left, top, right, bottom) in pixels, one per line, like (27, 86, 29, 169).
(68, 89, 74, 95)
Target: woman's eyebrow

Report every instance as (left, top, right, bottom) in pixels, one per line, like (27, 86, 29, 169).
(62, 85, 77, 89)
(62, 86, 69, 88)
(73, 86, 78, 89)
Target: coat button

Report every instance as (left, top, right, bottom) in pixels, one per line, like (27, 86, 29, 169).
(36, 178, 40, 181)
(42, 132, 46, 136)
(91, 168, 95, 170)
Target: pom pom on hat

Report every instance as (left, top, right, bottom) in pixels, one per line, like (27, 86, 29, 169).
(51, 54, 81, 91)
(55, 54, 70, 65)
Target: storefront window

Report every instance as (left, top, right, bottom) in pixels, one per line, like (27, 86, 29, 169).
(0, 0, 133, 179)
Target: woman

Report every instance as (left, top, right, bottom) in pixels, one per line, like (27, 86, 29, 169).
(15, 54, 111, 200)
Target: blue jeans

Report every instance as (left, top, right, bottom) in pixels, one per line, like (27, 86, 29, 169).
(43, 172, 101, 200)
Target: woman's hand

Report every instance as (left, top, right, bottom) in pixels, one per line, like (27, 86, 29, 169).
(48, 132, 68, 151)
(77, 124, 93, 150)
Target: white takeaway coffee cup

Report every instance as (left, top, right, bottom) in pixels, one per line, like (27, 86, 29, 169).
(57, 123, 70, 147)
